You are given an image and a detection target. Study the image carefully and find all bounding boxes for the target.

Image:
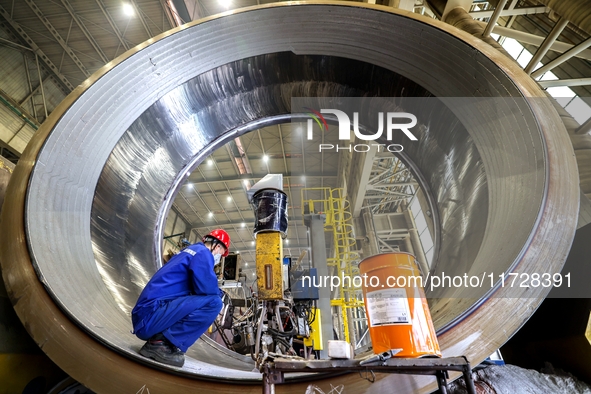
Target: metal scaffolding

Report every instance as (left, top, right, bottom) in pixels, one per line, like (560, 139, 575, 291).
(301, 187, 366, 346)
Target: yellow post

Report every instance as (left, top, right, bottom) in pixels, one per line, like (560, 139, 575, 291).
(331, 299, 350, 343)
(341, 303, 350, 344)
(303, 308, 323, 350)
(256, 232, 284, 300)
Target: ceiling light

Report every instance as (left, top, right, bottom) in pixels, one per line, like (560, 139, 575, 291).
(251, 241, 255, 245)
(245, 263, 248, 266)
(301, 176, 306, 182)
(241, 222, 246, 228)
(207, 159, 213, 166)
(187, 172, 191, 177)
(243, 180, 249, 186)
(122, 3, 134, 17)
(263, 155, 269, 162)
(218, 0, 231, 9)
(227, 196, 232, 202)
(208, 212, 214, 217)
(187, 183, 193, 189)
(286, 239, 289, 244)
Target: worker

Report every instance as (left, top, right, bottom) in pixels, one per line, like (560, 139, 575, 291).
(131, 229, 231, 367)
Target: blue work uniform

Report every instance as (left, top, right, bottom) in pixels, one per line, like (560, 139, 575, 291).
(131, 242, 223, 352)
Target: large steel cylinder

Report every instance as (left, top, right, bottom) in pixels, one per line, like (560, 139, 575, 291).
(0, 2, 579, 393)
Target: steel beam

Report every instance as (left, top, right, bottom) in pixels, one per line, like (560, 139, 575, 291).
(18, 76, 47, 110)
(349, 146, 377, 217)
(60, 0, 109, 64)
(378, 237, 399, 251)
(525, 16, 569, 74)
(130, 0, 154, 39)
(503, 0, 520, 29)
(304, 214, 332, 359)
(531, 36, 591, 79)
(0, 4, 74, 91)
(575, 116, 591, 135)
(24, 0, 90, 78)
(483, 24, 591, 61)
(538, 78, 591, 88)
(0, 88, 40, 129)
(0, 36, 33, 51)
(404, 209, 430, 275)
(362, 208, 379, 256)
(278, 124, 302, 248)
(177, 190, 208, 224)
(22, 56, 38, 120)
(469, 6, 549, 18)
(34, 54, 47, 119)
(190, 172, 337, 186)
(94, 0, 130, 51)
(483, 0, 509, 38)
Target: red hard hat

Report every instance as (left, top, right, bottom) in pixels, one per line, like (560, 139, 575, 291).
(203, 229, 231, 257)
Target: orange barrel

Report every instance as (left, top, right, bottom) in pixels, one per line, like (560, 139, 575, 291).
(358, 252, 441, 357)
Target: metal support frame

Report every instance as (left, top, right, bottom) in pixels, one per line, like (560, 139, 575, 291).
(261, 356, 477, 394)
(482, 0, 509, 38)
(130, 0, 154, 39)
(24, 0, 90, 78)
(0, 36, 33, 51)
(576, 117, 591, 135)
(531, 36, 591, 79)
(0, 88, 40, 130)
(362, 207, 379, 256)
(538, 78, 591, 88)
(34, 54, 48, 119)
(302, 187, 364, 345)
(378, 237, 399, 252)
(94, 0, 130, 52)
(22, 55, 38, 121)
(485, 24, 591, 61)
(502, 0, 520, 29)
(350, 146, 377, 217)
(0, 4, 74, 92)
(524, 16, 569, 74)
(303, 213, 332, 357)
(60, 0, 109, 64)
(404, 209, 430, 276)
(19, 76, 47, 108)
(470, 6, 548, 18)
(190, 172, 337, 187)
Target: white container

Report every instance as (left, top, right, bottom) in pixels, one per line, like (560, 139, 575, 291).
(328, 340, 354, 359)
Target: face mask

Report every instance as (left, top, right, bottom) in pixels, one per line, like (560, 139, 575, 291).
(213, 253, 222, 266)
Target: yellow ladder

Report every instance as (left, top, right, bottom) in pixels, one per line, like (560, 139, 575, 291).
(301, 188, 365, 343)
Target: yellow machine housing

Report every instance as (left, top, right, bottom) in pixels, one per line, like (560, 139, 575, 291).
(303, 308, 323, 350)
(256, 231, 284, 300)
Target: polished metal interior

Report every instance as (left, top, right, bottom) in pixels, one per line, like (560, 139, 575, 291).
(2, 3, 579, 393)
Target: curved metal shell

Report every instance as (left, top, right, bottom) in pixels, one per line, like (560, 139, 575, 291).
(0, 2, 579, 393)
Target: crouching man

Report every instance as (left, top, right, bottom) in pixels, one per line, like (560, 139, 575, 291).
(131, 229, 230, 367)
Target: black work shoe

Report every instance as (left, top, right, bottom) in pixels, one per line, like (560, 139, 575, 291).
(139, 335, 185, 367)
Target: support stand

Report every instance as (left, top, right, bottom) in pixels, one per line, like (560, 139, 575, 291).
(261, 356, 476, 394)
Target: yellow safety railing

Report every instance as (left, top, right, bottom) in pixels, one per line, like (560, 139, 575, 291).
(301, 187, 365, 344)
